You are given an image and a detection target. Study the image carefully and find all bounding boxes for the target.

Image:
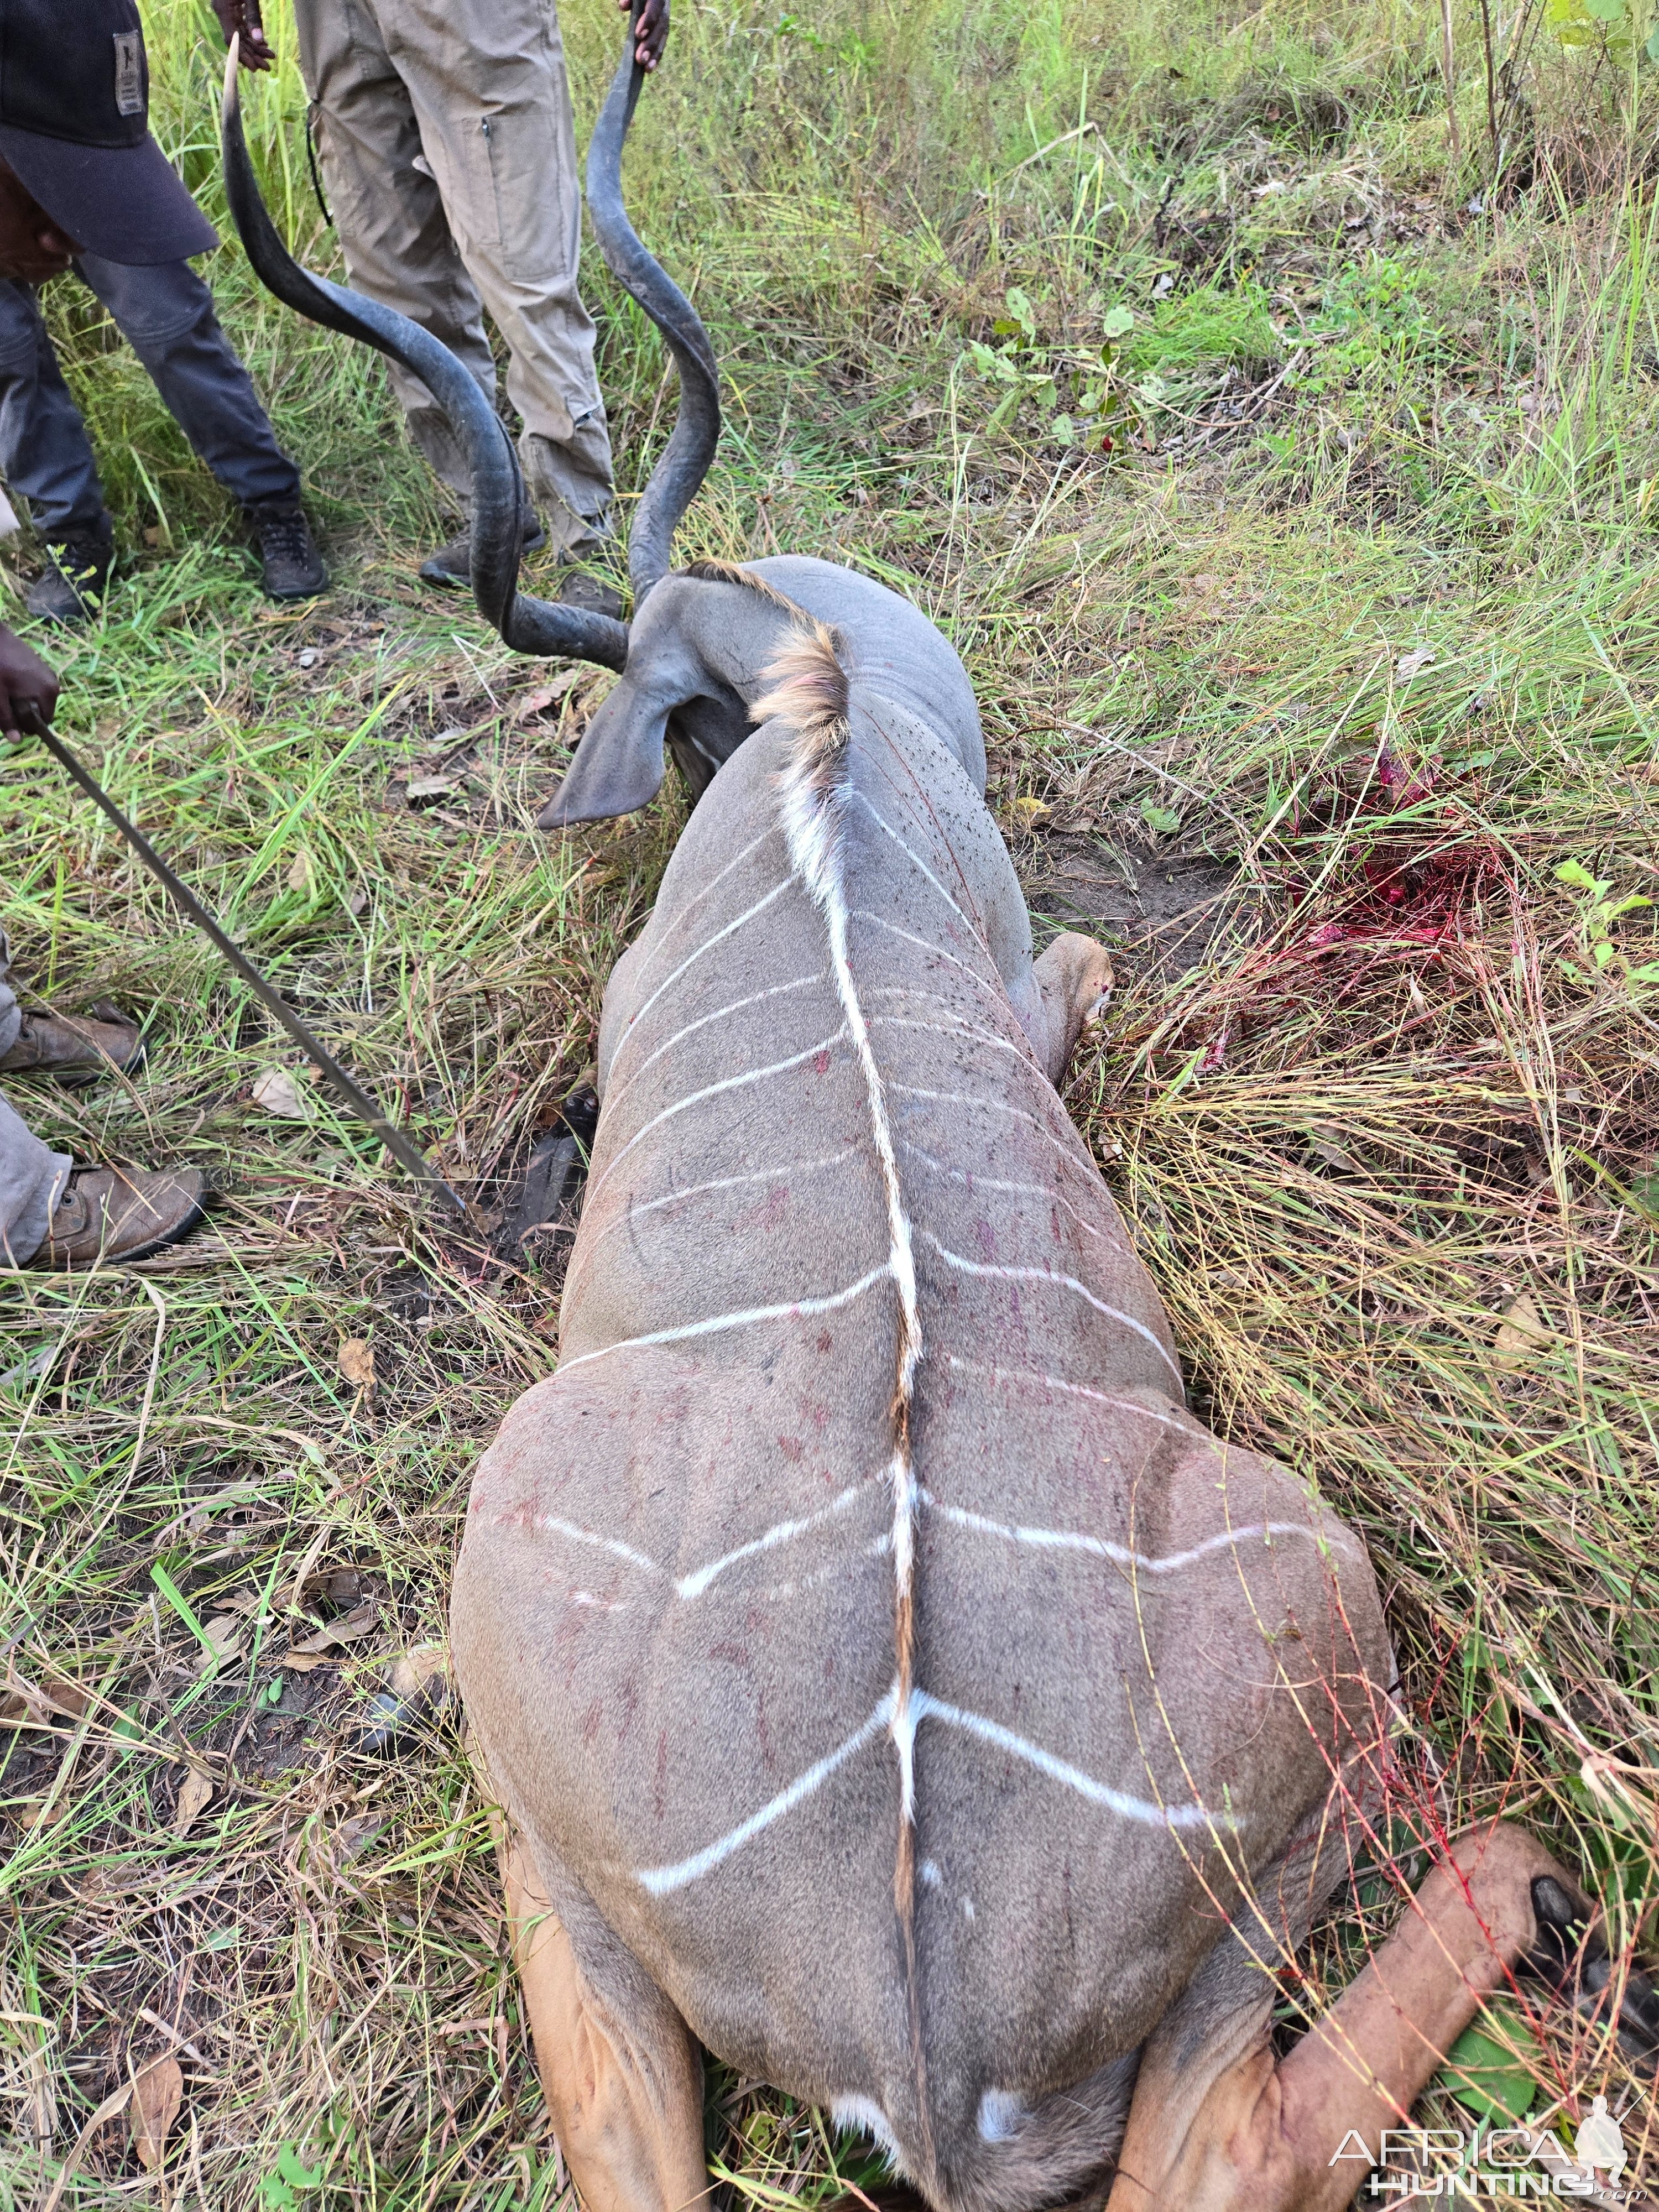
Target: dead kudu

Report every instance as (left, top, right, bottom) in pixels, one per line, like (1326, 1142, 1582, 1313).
(225, 29, 1656, 2211)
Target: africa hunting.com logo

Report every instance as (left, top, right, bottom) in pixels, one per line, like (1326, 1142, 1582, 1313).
(1330, 2098, 1645, 2200)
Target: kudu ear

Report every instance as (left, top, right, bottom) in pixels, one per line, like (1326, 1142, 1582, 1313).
(536, 695, 670, 829)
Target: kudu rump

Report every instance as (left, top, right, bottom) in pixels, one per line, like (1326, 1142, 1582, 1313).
(226, 27, 1646, 2210)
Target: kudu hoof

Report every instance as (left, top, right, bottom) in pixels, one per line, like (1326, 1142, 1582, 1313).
(1522, 1874, 1659, 2058)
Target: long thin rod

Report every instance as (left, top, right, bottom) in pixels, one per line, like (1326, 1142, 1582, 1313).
(19, 706, 466, 1216)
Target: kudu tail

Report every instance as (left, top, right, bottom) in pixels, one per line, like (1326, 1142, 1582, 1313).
(929, 2056, 1139, 2212)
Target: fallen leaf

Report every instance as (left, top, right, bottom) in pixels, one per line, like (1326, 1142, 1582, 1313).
(286, 848, 314, 894)
(199, 1615, 243, 1663)
(251, 1068, 310, 1119)
(38, 1669, 90, 1718)
(513, 670, 583, 719)
(334, 1811, 389, 1860)
(1, 1670, 91, 1726)
(173, 1768, 214, 1835)
(302, 1567, 363, 1609)
(1493, 1291, 1550, 1368)
(405, 772, 457, 804)
(1011, 795, 1051, 830)
(130, 2054, 184, 2172)
(337, 1338, 375, 1390)
(282, 1597, 379, 1670)
(1395, 646, 1436, 680)
(16, 1794, 71, 1830)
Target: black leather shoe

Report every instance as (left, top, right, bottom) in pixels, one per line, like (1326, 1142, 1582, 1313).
(25, 514, 115, 626)
(245, 503, 328, 601)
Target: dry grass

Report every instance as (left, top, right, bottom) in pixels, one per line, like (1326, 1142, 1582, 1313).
(3, 0, 1658, 2203)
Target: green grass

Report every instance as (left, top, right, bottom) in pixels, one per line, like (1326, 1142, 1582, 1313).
(3, 0, 1658, 2201)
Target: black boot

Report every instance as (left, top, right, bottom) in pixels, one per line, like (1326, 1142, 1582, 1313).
(25, 514, 115, 627)
(419, 513, 545, 589)
(244, 502, 328, 602)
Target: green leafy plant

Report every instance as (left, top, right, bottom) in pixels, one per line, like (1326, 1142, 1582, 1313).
(1435, 2002, 1541, 2122)
(962, 289, 1139, 448)
(1545, 0, 1659, 61)
(1555, 858, 1659, 983)
(259, 2145, 324, 2212)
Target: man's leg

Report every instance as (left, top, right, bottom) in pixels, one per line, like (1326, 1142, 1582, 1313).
(0, 281, 107, 535)
(372, 0, 616, 552)
(73, 255, 326, 601)
(0, 964, 71, 1265)
(291, 0, 498, 505)
(0, 279, 116, 622)
(0, 947, 205, 1269)
(76, 254, 299, 512)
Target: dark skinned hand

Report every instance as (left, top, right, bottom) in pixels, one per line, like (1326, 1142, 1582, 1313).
(0, 625, 60, 738)
(211, 0, 275, 72)
(622, 0, 670, 71)
(0, 155, 81, 283)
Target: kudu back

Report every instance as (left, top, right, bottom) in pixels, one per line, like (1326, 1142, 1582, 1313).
(222, 41, 1399, 2205)
(450, 605, 1390, 2210)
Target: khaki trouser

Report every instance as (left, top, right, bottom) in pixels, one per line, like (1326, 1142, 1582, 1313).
(0, 941, 70, 1266)
(292, 0, 614, 552)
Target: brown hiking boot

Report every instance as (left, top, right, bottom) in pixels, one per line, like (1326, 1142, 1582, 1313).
(554, 559, 625, 621)
(32, 1166, 206, 1267)
(420, 513, 546, 589)
(0, 1006, 143, 1083)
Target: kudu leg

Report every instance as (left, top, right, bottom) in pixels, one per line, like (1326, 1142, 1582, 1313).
(497, 1819, 711, 2212)
(1105, 1820, 1574, 2212)
(1029, 931, 1114, 1086)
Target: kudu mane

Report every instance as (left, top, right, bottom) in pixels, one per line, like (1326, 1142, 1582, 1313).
(757, 617, 935, 2167)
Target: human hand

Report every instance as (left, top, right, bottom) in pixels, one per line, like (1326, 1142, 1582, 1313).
(620, 0, 669, 71)
(0, 625, 60, 738)
(211, 0, 275, 71)
(0, 156, 80, 281)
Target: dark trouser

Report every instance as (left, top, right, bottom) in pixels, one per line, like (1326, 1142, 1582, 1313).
(0, 254, 301, 538)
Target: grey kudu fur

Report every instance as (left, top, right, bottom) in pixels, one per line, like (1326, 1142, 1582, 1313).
(227, 29, 1597, 2212)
